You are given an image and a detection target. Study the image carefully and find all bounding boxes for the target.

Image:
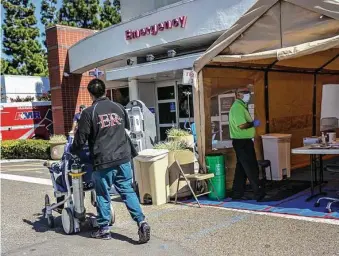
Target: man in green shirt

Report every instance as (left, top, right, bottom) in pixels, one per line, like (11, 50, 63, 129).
(229, 88, 265, 201)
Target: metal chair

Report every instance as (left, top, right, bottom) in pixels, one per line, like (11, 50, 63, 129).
(314, 163, 339, 213)
(174, 157, 220, 208)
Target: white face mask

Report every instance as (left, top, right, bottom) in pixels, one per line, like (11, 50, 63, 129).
(242, 94, 251, 103)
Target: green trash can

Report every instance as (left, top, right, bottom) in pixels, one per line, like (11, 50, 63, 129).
(208, 175, 226, 200)
(206, 154, 226, 200)
(205, 154, 225, 176)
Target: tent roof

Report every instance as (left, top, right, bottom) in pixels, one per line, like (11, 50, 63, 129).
(194, 0, 339, 72)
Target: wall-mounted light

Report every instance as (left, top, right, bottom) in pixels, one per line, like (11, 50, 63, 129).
(127, 59, 134, 66)
(146, 54, 155, 62)
(167, 50, 176, 58)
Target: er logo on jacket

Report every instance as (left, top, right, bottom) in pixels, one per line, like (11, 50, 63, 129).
(98, 113, 123, 128)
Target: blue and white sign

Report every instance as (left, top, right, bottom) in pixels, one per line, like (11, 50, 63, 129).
(170, 102, 176, 113)
(89, 68, 104, 78)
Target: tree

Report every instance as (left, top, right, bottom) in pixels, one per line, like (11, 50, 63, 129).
(58, 0, 102, 30)
(41, 0, 58, 28)
(1, 58, 9, 75)
(113, 0, 120, 10)
(100, 0, 121, 29)
(2, 0, 48, 76)
(40, 0, 58, 48)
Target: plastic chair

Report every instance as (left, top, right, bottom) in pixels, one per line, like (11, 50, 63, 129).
(314, 163, 339, 213)
(174, 156, 220, 208)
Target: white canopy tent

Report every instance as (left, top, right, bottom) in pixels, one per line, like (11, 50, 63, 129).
(192, 0, 339, 170)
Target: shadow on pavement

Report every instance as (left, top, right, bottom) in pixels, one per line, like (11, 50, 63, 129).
(22, 211, 139, 245)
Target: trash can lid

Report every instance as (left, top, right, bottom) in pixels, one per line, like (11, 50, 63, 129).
(261, 133, 292, 139)
(134, 149, 169, 162)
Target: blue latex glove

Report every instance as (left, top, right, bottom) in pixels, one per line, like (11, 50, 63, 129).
(253, 119, 261, 127)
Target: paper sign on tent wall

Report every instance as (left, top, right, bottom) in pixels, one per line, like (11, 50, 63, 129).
(182, 70, 195, 85)
(321, 84, 339, 119)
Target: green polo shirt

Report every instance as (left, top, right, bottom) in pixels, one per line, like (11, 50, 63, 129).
(229, 99, 255, 139)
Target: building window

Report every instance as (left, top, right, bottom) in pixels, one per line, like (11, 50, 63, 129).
(106, 87, 129, 106)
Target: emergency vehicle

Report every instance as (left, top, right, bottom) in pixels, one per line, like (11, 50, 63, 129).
(0, 101, 53, 140)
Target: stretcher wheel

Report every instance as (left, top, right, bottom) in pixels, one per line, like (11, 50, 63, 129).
(44, 194, 54, 228)
(110, 203, 115, 226)
(62, 208, 74, 235)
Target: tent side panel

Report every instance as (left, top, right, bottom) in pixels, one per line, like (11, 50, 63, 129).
(202, 67, 265, 188)
(268, 72, 313, 168)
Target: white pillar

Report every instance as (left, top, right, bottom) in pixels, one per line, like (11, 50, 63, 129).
(129, 79, 139, 101)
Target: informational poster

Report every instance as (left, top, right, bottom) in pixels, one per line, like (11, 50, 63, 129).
(220, 97, 233, 112)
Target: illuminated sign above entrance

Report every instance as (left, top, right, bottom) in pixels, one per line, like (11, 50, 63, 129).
(125, 16, 187, 40)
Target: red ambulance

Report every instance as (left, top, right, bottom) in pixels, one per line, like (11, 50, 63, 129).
(0, 101, 53, 140)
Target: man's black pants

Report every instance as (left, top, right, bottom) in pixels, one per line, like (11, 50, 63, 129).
(232, 139, 263, 199)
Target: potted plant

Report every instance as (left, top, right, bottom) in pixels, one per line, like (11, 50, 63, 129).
(154, 140, 195, 199)
(166, 128, 194, 149)
(49, 134, 67, 160)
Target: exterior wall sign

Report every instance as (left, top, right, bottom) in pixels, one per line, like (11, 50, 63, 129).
(125, 16, 187, 40)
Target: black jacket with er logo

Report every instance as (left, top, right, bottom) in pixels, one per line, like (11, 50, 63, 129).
(71, 97, 131, 171)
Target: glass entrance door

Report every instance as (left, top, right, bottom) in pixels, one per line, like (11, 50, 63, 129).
(156, 82, 177, 141)
(177, 84, 194, 130)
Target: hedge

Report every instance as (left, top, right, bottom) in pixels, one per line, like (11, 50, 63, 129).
(1, 140, 50, 160)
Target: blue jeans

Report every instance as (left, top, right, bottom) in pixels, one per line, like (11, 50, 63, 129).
(92, 162, 145, 227)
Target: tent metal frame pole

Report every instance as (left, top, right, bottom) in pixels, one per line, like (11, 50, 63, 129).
(312, 74, 317, 136)
(264, 71, 270, 133)
(205, 65, 339, 75)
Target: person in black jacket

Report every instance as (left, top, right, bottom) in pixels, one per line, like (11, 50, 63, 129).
(71, 79, 150, 243)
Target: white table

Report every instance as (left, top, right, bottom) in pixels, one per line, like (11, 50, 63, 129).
(292, 146, 339, 201)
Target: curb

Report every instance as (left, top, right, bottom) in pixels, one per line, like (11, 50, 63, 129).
(0, 159, 47, 164)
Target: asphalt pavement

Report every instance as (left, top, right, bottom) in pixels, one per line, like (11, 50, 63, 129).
(1, 161, 339, 256)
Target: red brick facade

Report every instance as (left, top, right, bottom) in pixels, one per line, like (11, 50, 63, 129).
(46, 25, 96, 135)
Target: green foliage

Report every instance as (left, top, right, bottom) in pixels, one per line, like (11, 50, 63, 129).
(40, 0, 58, 47)
(58, 0, 102, 29)
(57, 0, 121, 30)
(10, 96, 35, 102)
(2, 0, 48, 76)
(37, 91, 51, 101)
(100, 0, 121, 29)
(49, 134, 67, 143)
(166, 128, 191, 137)
(154, 141, 189, 151)
(1, 140, 50, 159)
(1, 58, 9, 75)
(41, 0, 58, 28)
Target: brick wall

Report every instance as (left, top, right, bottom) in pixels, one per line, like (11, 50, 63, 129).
(46, 25, 96, 135)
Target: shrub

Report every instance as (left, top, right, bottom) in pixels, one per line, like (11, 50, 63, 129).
(49, 134, 67, 143)
(10, 96, 35, 102)
(166, 128, 190, 137)
(1, 140, 50, 159)
(154, 140, 189, 151)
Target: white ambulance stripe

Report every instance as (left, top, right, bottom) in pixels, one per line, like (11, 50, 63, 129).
(0, 173, 52, 185)
(0, 124, 43, 131)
